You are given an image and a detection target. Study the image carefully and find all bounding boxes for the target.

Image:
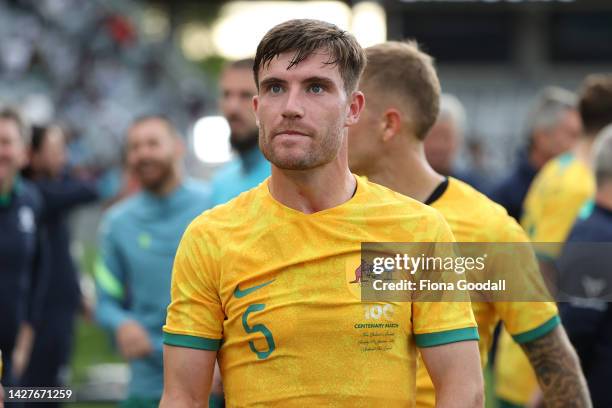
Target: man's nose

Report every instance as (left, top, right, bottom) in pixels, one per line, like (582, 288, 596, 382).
(281, 88, 305, 120)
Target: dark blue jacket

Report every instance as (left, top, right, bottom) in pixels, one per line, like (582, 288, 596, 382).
(30, 174, 99, 313)
(558, 204, 612, 408)
(0, 179, 49, 378)
(489, 152, 538, 221)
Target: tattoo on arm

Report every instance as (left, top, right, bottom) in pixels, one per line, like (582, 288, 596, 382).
(521, 326, 592, 408)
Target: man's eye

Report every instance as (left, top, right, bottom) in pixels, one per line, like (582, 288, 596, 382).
(270, 85, 282, 94)
(310, 84, 323, 94)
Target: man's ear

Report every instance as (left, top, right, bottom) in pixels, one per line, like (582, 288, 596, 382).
(174, 135, 186, 159)
(345, 91, 365, 127)
(253, 95, 260, 127)
(382, 109, 402, 142)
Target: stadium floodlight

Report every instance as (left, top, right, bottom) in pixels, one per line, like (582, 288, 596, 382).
(181, 23, 216, 60)
(192, 115, 233, 165)
(211, 1, 351, 60)
(352, 2, 387, 48)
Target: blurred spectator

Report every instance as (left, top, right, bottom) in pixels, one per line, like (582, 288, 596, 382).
(496, 74, 612, 408)
(95, 116, 210, 407)
(0, 107, 49, 386)
(489, 87, 580, 221)
(210, 58, 270, 206)
(20, 124, 99, 399)
(424, 93, 490, 192)
(557, 124, 612, 408)
(102, 145, 141, 209)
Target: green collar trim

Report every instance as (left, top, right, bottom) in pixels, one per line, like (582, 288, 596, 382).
(0, 177, 20, 207)
(0, 192, 10, 207)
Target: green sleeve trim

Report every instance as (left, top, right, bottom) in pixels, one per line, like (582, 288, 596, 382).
(163, 332, 221, 351)
(535, 251, 556, 263)
(415, 327, 479, 348)
(94, 257, 124, 299)
(512, 315, 560, 344)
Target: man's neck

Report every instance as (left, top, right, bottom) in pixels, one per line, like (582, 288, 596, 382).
(573, 135, 596, 165)
(0, 176, 16, 206)
(365, 141, 445, 203)
(0, 176, 15, 195)
(268, 147, 356, 214)
(239, 145, 262, 171)
(528, 148, 548, 170)
(148, 170, 183, 198)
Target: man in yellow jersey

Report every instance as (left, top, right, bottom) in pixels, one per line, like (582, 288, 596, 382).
(161, 20, 483, 407)
(347, 41, 590, 408)
(496, 74, 612, 407)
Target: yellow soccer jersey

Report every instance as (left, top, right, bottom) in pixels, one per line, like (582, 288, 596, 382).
(163, 175, 478, 407)
(521, 153, 595, 258)
(415, 178, 559, 408)
(496, 153, 595, 406)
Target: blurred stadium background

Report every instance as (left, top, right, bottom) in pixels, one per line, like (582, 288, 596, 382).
(1, 0, 610, 406)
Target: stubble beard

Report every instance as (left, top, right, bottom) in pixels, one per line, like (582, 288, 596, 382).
(259, 121, 344, 171)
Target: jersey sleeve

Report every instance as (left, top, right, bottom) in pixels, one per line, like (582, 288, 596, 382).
(37, 175, 99, 217)
(94, 215, 133, 332)
(521, 171, 590, 260)
(500, 305, 560, 344)
(413, 213, 479, 348)
(493, 219, 559, 343)
(163, 218, 225, 350)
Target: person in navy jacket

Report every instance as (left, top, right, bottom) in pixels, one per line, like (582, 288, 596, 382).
(490, 87, 580, 221)
(557, 125, 612, 408)
(0, 107, 50, 386)
(20, 124, 99, 399)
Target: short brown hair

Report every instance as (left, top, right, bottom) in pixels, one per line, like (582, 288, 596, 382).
(578, 74, 612, 136)
(0, 106, 30, 145)
(129, 114, 180, 138)
(253, 19, 366, 94)
(362, 41, 441, 140)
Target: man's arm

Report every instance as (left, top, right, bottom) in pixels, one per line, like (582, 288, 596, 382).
(521, 325, 591, 408)
(160, 345, 216, 408)
(36, 176, 99, 217)
(420, 340, 484, 408)
(94, 219, 152, 359)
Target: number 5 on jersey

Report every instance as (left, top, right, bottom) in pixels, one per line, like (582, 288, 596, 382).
(242, 304, 275, 359)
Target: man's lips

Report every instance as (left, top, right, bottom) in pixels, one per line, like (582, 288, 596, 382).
(273, 130, 310, 138)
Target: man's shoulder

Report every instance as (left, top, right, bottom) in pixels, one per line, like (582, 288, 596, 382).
(536, 155, 593, 204)
(447, 178, 513, 221)
(190, 181, 267, 232)
(102, 193, 145, 227)
(210, 159, 242, 185)
(361, 177, 445, 222)
(568, 207, 612, 242)
(17, 178, 44, 211)
(534, 154, 581, 188)
(182, 179, 211, 200)
(531, 156, 563, 187)
(439, 177, 524, 241)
